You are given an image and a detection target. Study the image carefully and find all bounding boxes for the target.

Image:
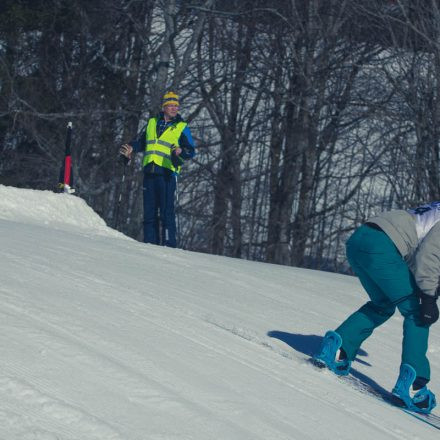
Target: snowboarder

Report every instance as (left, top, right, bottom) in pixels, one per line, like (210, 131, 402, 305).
(119, 92, 195, 247)
(314, 202, 440, 414)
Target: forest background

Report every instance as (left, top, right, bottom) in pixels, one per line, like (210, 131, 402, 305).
(1, 0, 439, 273)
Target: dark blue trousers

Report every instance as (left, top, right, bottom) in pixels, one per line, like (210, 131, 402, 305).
(143, 172, 177, 247)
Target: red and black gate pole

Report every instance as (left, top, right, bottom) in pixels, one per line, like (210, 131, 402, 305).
(57, 122, 75, 194)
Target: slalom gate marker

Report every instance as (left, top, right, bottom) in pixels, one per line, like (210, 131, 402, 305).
(57, 121, 75, 194)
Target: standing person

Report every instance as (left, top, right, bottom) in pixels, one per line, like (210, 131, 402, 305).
(314, 202, 440, 414)
(119, 92, 195, 247)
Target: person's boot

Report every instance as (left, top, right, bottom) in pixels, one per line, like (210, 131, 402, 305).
(313, 331, 351, 376)
(392, 363, 436, 414)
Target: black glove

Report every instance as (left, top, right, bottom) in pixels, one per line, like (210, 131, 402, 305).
(119, 144, 132, 164)
(119, 153, 130, 164)
(171, 149, 184, 168)
(419, 292, 439, 326)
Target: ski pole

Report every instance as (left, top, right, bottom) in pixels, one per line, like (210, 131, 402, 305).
(175, 174, 181, 247)
(114, 157, 128, 231)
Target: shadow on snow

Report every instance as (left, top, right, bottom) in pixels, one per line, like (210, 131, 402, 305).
(267, 330, 392, 401)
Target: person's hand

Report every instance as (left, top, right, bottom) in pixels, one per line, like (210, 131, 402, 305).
(419, 292, 439, 326)
(171, 147, 183, 168)
(119, 144, 133, 159)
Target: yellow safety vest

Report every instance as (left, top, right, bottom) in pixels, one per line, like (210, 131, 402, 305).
(143, 117, 187, 174)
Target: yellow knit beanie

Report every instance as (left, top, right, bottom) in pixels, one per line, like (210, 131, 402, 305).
(162, 91, 180, 107)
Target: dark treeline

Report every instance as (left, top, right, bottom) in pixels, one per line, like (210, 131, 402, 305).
(1, 0, 440, 272)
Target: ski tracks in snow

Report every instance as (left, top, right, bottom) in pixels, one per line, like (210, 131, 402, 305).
(0, 298, 125, 440)
(0, 376, 121, 440)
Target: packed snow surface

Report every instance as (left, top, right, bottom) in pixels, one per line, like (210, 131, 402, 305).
(0, 184, 439, 439)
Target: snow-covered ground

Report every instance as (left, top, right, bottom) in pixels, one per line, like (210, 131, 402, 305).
(0, 184, 439, 440)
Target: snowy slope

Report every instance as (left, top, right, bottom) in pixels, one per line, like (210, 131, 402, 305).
(0, 184, 439, 440)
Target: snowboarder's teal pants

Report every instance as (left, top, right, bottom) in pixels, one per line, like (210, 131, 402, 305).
(336, 224, 431, 381)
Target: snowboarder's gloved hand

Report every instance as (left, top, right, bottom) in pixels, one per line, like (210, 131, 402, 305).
(419, 291, 439, 326)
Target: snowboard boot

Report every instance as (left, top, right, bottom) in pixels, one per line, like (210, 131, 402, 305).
(392, 363, 437, 414)
(313, 330, 352, 376)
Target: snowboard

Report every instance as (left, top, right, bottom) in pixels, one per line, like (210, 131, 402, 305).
(310, 358, 440, 430)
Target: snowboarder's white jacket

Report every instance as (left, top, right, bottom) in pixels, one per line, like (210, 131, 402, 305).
(368, 202, 440, 298)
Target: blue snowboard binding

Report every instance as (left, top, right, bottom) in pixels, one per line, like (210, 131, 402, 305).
(392, 363, 437, 414)
(313, 331, 351, 376)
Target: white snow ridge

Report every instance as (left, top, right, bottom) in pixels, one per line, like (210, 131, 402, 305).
(0, 184, 438, 439)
